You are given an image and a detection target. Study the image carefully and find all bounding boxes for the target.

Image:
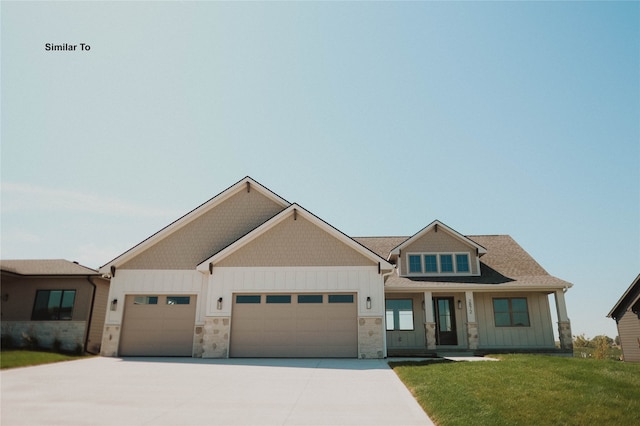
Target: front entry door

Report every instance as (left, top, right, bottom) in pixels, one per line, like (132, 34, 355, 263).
(434, 297, 457, 345)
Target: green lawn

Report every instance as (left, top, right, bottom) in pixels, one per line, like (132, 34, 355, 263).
(1, 350, 87, 369)
(391, 355, 640, 426)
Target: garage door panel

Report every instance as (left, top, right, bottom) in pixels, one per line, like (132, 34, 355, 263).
(230, 293, 357, 358)
(119, 295, 196, 357)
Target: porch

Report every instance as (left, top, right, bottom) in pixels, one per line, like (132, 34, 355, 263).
(384, 290, 572, 357)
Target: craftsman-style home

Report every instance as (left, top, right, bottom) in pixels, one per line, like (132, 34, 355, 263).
(99, 177, 573, 358)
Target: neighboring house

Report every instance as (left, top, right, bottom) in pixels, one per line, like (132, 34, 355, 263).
(608, 274, 640, 362)
(99, 177, 573, 358)
(1, 259, 110, 353)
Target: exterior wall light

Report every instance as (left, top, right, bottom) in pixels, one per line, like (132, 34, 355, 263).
(366, 297, 371, 309)
(458, 299, 463, 310)
(110, 298, 118, 311)
(217, 297, 223, 310)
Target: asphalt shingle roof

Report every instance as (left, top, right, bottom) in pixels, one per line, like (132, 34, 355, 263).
(0, 259, 98, 276)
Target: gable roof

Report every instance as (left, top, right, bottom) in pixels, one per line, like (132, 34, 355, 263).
(99, 177, 290, 273)
(388, 220, 487, 259)
(197, 203, 394, 272)
(608, 274, 640, 320)
(357, 234, 571, 291)
(0, 259, 99, 276)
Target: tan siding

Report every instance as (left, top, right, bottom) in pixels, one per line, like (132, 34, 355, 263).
(216, 216, 374, 267)
(121, 190, 285, 270)
(0, 277, 93, 321)
(475, 292, 554, 348)
(86, 278, 110, 354)
(617, 306, 640, 362)
(402, 229, 478, 274)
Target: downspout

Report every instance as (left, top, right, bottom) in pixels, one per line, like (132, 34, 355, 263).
(84, 276, 98, 354)
(380, 266, 396, 358)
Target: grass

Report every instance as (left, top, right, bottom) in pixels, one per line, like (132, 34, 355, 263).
(391, 354, 640, 426)
(1, 350, 87, 370)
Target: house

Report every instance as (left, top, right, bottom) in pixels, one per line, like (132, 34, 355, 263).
(0, 259, 110, 354)
(99, 177, 573, 358)
(608, 274, 640, 362)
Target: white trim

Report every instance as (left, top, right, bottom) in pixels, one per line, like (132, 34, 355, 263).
(196, 204, 394, 272)
(389, 220, 487, 257)
(99, 177, 290, 273)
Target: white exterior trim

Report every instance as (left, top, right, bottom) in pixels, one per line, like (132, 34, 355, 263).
(389, 220, 487, 258)
(99, 177, 290, 274)
(196, 204, 394, 272)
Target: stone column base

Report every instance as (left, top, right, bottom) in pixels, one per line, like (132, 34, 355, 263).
(466, 322, 479, 350)
(101, 325, 121, 357)
(425, 322, 436, 350)
(558, 321, 573, 350)
(358, 317, 384, 359)
(202, 317, 230, 358)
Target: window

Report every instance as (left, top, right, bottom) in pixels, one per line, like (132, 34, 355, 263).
(406, 252, 473, 275)
(385, 299, 414, 330)
(408, 255, 422, 273)
(167, 296, 190, 305)
(236, 295, 261, 304)
(456, 254, 470, 272)
(493, 298, 530, 327)
(134, 296, 158, 305)
(424, 255, 438, 272)
(266, 295, 291, 304)
(32, 290, 76, 320)
(328, 294, 354, 303)
(440, 254, 454, 272)
(298, 295, 323, 303)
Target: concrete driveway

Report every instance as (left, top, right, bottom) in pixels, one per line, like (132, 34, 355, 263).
(1, 357, 433, 425)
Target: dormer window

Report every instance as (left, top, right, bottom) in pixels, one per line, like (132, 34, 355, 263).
(407, 253, 472, 275)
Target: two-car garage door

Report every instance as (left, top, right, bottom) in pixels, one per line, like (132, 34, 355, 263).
(230, 293, 358, 358)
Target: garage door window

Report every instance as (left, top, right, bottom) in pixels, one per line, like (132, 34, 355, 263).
(266, 295, 291, 303)
(298, 295, 323, 303)
(167, 296, 190, 305)
(328, 294, 354, 303)
(134, 296, 158, 305)
(236, 295, 261, 304)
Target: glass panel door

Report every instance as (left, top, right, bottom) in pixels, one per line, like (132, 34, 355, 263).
(433, 297, 458, 345)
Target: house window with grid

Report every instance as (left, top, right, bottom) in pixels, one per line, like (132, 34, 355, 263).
(493, 298, 530, 327)
(32, 290, 76, 320)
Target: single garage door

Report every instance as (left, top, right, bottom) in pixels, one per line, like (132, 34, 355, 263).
(119, 295, 196, 356)
(230, 293, 357, 358)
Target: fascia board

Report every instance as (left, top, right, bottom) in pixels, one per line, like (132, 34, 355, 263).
(197, 204, 394, 272)
(99, 177, 290, 273)
(389, 220, 487, 256)
(607, 274, 640, 318)
(384, 282, 573, 292)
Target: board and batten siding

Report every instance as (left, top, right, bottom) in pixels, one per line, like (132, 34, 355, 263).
(206, 266, 385, 318)
(104, 270, 207, 326)
(474, 292, 555, 348)
(617, 307, 640, 362)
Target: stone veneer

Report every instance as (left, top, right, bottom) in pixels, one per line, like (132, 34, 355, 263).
(358, 317, 384, 359)
(201, 317, 230, 358)
(466, 322, 479, 350)
(558, 321, 573, 350)
(100, 325, 121, 357)
(425, 322, 437, 350)
(2, 321, 85, 352)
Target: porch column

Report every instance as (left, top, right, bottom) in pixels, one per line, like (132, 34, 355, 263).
(554, 290, 573, 350)
(423, 291, 436, 350)
(465, 291, 479, 350)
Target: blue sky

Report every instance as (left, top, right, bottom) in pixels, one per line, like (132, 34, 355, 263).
(2, 1, 638, 339)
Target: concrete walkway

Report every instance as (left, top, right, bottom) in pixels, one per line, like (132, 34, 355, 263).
(1, 357, 434, 425)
